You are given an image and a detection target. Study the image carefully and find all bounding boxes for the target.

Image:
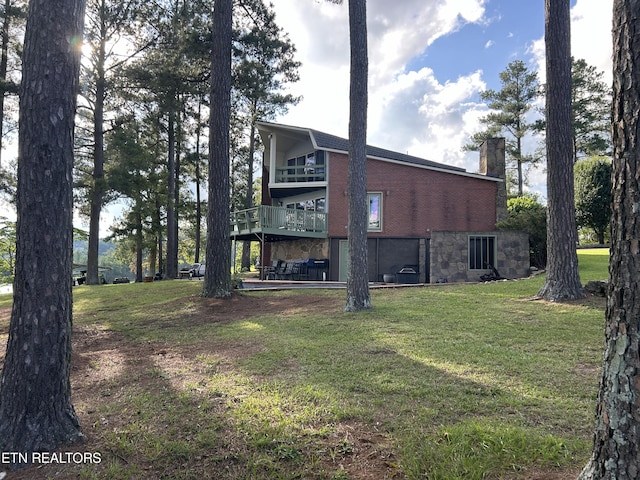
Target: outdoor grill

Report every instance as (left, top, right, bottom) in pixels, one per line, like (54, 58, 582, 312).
(395, 265, 419, 284)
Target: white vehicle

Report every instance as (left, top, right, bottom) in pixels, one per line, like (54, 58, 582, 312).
(178, 262, 205, 279)
(193, 262, 205, 277)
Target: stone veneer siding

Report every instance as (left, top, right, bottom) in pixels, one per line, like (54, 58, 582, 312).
(270, 238, 329, 262)
(429, 231, 530, 283)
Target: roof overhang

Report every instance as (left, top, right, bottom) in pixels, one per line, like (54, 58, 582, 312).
(256, 121, 503, 184)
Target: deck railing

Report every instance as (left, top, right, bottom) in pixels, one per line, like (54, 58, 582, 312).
(231, 205, 327, 237)
(274, 165, 326, 183)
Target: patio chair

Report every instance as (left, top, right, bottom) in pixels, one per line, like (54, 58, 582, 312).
(277, 262, 294, 280)
(264, 260, 280, 280)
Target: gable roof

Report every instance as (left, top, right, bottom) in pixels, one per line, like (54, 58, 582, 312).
(257, 121, 501, 182)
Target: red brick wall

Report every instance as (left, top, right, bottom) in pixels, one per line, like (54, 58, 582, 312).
(327, 152, 498, 237)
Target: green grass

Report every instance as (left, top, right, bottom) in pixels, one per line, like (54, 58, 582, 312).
(3, 250, 609, 479)
(577, 247, 610, 283)
(0, 292, 12, 308)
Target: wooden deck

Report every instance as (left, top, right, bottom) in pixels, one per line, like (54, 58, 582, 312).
(230, 205, 327, 240)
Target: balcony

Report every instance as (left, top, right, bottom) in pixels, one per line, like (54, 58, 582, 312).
(230, 205, 328, 241)
(275, 165, 325, 183)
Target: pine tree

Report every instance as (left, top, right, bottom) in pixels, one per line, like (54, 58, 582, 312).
(0, 0, 86, 465)
(343, 0, 371, 312)
(202, 0, 233, 298)
(571, 58, 611, 161)
(579, 1, 640, 474)
(466, 60, 540, 196)
(537, 0, 584, 302)
(78, 0, 144, 285)
(233, 0, 301, 271)
(0, 0, 24, 168)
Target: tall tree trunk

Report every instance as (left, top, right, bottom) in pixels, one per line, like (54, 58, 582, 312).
(157, 226, 163, 277)
(0, 0, 12, 168)
(135, 208, 143, 282)
(166, 109, 177, 278)
(344, 0, 371, 312)
(86, 11, 107, 286)
(153, 193, 162, 276)
(241, 120, 257, 271)
(579, 0, 640, 477)
(202, 0, 232, 298)
(194, 96, 203, 263)
(516, 135, 523, 196)
(0, 0, 86, 464)
(537, 0, 584, 301)
(149, 243, 157, 277)
(174, 112, 181, 269)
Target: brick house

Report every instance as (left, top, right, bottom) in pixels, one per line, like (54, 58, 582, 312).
(230, 121, 530, 283)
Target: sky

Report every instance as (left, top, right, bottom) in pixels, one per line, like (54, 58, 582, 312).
(264, 0, 613, 199)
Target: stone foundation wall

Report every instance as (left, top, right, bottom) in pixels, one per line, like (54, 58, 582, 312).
(270, 238, 329, 262)
(429, 231, 530, 283)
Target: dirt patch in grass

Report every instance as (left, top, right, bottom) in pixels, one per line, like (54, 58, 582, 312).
(520, 292, 606, 309)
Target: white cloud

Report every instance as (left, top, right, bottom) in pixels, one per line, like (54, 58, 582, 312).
(571, 0, 613, 82)
(532, 0, 612, 84)
(366, 0, 486, 86)
(269, 0, 490, 156)
(368, 68, 487, 170)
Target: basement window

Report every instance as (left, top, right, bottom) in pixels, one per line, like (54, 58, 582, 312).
(468, 235, 496, 270)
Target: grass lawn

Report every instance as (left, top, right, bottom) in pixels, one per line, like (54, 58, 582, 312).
(576, 247, 610, 283)
(0, 250, 609, 479)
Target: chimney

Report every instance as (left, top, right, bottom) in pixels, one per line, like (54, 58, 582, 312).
(479, 138, 507, 223)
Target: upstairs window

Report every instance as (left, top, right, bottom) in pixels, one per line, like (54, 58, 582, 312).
(285, 151, 325, 182)
(368, 192, 383, 231)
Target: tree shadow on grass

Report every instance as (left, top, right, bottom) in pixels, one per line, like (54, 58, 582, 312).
(221, 304, 592, 480)
(2, 290, 592, 479)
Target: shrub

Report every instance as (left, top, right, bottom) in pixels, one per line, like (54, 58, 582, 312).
(498, 194, 547, 268)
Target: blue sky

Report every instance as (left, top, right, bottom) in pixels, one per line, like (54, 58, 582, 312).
(417, 1, 547, 91)
(266, 0, 612, 199)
